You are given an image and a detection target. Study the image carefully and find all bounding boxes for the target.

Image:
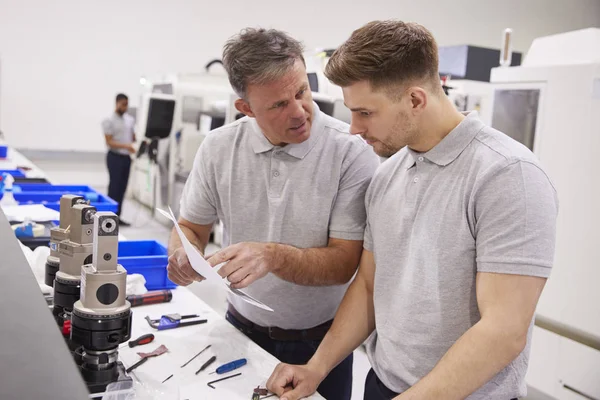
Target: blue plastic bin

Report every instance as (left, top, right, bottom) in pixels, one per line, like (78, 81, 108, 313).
(0, 146, 8, 158)
(12, 184, 118, 213)
(0, 169, 26, 178)
(118, 240, 177, 290)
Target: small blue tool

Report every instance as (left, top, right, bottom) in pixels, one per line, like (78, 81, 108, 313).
(209, 358, 247, 375)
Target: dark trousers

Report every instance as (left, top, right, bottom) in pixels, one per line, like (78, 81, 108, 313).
(226, 311, 353, 400)
(106, 151, 131, 217)
(364, 368, 519, 400)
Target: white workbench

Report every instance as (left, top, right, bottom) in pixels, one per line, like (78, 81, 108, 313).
(0, 147, 47, 179)
(118, 287, 324, 400)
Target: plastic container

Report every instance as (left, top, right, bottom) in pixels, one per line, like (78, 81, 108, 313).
(14, 184, 103, 201)
(12, 185, 118, 213)
(118, 240, 176, 290)
(0, 145, 8, 159)
(0, 169, 26, 178)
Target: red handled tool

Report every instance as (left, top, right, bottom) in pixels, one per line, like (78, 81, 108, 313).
(126, 290, 173, 307)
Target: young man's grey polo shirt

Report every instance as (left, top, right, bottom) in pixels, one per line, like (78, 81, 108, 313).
(180, 102, 380, 329)
(364, 111, 558, 399)
(101, 112, 134, 155)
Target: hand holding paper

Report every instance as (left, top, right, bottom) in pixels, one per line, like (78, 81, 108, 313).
(157, 207, 274, 312)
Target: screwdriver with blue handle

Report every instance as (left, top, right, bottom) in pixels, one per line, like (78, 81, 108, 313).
(209, 358, 247, 374)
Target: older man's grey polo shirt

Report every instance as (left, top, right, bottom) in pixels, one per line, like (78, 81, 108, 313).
(364, 112, 558, 399)
(101, 112, 135, 155)
(180, 103, 380, 329)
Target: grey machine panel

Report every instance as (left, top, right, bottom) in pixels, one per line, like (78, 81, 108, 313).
(0, 210, 90, 400)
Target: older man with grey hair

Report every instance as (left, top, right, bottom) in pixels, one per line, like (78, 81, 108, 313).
(166, 28, 380, 399)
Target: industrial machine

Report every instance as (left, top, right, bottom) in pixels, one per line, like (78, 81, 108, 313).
(131, 64, 235, 218)
(490, 28, 600, 400)
(438, 42, 523, 124)
(304, 49, 351, 124)
(71, 211, 132, 395)
(45, 195, 133, 395)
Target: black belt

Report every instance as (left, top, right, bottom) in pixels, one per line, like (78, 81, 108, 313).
(227, 305, 333, 341)
(108, 150, 130, 157)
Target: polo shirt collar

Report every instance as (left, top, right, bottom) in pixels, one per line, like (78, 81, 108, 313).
(249, 101, 324, 159)
(407, 111, 484, 167)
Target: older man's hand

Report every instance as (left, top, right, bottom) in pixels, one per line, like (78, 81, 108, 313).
(207, 242, 277, 289)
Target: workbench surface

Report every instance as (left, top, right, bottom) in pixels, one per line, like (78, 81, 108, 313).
(118, 287, 325, 399)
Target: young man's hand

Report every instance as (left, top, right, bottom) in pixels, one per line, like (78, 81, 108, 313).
(266, 362, 326, 400)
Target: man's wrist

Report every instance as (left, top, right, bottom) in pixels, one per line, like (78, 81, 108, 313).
(306, 354, 332, 382)
(267, 243, 288, 273)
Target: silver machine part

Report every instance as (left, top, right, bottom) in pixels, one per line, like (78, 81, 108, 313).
(57, 204, 97, 279)
(74, 212, 130, 316)
(48, 195, 86, 259)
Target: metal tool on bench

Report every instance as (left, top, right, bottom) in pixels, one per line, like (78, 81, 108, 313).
(180, 344, 211, 368)
(195, 355, 216, 375)
(45, 194, 88, 287)
(70, 212, 133, 395)
(52, 199, 97, 350)
(145, 313, 207, 330)
(207, 372, 242, 389)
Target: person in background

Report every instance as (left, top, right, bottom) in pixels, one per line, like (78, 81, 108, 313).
(166, 28, 380, 400)
(266, 20, 558, 400)
(102, 93, 136, 226)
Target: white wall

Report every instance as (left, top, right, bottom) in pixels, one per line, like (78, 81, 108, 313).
(1, 0, 599, 152)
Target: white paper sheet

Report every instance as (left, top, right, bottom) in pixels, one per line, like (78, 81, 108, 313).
(156, 207, 274, 312)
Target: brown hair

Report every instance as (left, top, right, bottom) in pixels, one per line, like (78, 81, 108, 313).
(222, 28, 305, 99)
(325, 20, 439, 93)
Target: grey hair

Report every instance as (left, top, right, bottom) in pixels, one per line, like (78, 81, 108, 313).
(222, 28, 305, 99)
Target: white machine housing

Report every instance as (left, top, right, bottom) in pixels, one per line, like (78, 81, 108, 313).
(131, 71, 235, 217)
(490, 28, 600, 400)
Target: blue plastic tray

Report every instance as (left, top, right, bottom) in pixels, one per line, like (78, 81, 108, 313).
(12, 184, 118, 213)
(14, 184, 105, 201)
(1, 169, 26, 178)
(118, 240, 177, 290)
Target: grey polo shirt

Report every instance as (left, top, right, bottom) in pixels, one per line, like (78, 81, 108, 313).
(101, 112, 135, 155)
(179, 102, 380, 329)
(364, 112, 558, 399)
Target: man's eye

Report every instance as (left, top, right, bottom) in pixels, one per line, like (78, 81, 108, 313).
(361, 111, 371, 117)
(296, 90, 306, 98)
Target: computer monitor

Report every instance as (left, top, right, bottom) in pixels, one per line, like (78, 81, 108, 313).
(308, 73, 319, 92)
(144, 98, 176, 139)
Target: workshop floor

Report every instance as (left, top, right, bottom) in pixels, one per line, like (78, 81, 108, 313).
(31, 155, 371, 400)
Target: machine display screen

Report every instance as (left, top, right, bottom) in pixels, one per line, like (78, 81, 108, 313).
(491, 89, 540, 151)
(308, 73, 319, 92)
(145, 98, 176, 139)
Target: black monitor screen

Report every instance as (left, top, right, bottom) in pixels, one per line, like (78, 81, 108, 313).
(308, 73, 319, 92)
(145, 98, 175, 139)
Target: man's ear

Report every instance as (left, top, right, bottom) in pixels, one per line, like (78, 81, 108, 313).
(408, 86, 428, 115)
(235, 98, 255, 118)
